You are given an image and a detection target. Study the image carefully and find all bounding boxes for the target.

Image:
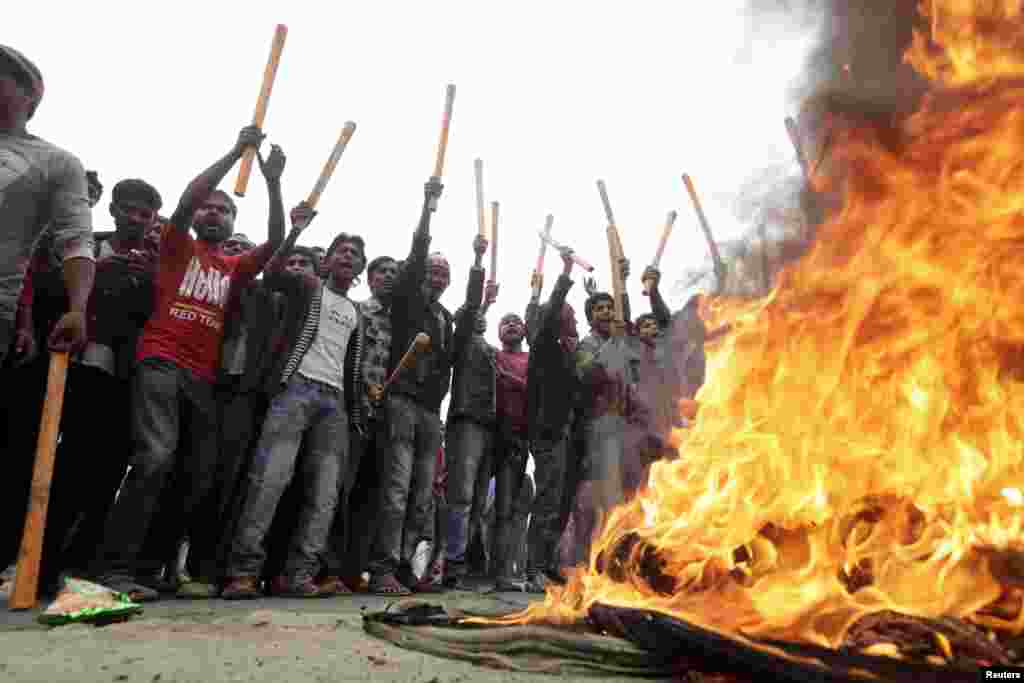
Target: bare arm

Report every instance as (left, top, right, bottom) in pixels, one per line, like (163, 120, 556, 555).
(169, 126, 265, 232)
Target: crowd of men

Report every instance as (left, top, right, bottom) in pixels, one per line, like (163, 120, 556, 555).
(0, 43, 707, 603)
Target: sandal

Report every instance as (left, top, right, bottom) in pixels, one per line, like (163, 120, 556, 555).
(368, 574, 412, 596)
(318, 576, 353, 595)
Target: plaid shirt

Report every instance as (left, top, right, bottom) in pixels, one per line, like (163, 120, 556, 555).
(359, 295, 392, 422)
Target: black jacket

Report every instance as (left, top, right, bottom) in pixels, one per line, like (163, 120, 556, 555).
(526, 274, 576, 442)
(447, 323, 496, 427)
(388, 228, 484, 415)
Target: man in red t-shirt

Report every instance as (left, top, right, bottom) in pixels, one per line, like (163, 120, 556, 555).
(92, 125, 288, 602)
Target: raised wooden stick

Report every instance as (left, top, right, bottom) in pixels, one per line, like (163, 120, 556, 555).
(596, 179, 625, 329)
(489, 200, 499, 282)
(682, 173, 727, 295)
(536, 214, 554, 273)
(474, 159, 486, 237)
(432, 84, 457, 179)
(10, 352, 70, 610)
(643, 210, 678, 296)
(532, 214, 554, 296)
(234, 24, 288, 198)
(784, 116, 810, 179)
(384, 333, 431, 389)
(537, 230, 596, 273)
(607, 224, 626, 335)
(307, 121, 357, 209)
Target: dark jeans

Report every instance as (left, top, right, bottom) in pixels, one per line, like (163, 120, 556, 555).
(527, 427, 569, 577)
(42, 365, 132, 582)
(0, 356, 47, 571)
(208, 382, 267, 580)
(92, 357, 219, 580)
(368, 394, 442, 578)
(324, 421, 382, 578)
(573, 415, 626, 564)
(443, 418, 494, 579)
(491, 431, 530, 582)
(228, 375, 349, 582)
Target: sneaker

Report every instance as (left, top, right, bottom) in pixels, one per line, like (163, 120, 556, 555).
(221, 577, 262, 600)
(176, 580, 219, 600)
(136, 573, 179, 594)
(269, 575, 332, 598)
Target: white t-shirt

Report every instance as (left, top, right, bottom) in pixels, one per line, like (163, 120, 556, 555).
(298, 285, 357, 391)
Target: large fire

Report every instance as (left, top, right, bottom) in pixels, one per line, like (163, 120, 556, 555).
(494, 0, 1024, 650)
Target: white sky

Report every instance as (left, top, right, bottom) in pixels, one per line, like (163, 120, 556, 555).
(11, 1, 816, 345)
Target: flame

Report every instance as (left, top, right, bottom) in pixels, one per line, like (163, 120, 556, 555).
(483, 0, 1024, 650)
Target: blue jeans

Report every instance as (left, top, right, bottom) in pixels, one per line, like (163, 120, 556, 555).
(227, 375, 349, 581)
(368, 394, 442, 578)
(93, 357, 219, 580)
(443, 418, 494, 578)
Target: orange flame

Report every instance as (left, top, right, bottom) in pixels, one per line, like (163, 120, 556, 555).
(484, 0, 1024, 650)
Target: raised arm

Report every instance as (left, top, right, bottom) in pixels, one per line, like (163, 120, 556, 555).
(538, 249, 576, 342)
(169, 125, 265, 233)
(642, 265, 672, 327)
(234, 144, 290, 279)
(393, 179, 444, 304)
(449, 235, 488, 364)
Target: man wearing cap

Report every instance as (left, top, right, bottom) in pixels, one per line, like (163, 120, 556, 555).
(0, 44, 94, 365)
(0, 44, 95, 594)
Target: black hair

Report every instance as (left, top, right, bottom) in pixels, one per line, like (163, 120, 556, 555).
(367, 255, 397, 277)
(635, 312, 659, 329)
(584, 292, 614, 325)
(326, 232, 367, 276)
(208, 189, 238, 217)
(288, 245, 321, 273)
(112, 178, 163, 210)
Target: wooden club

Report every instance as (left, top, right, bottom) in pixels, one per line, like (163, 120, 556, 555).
(10, 352, 70, 610)
(234, 24, 288, 198)
(532, 214, 554, 296)
(432, 84, 457, 179)
(643, 209, 678, 296)
(307, 121, 357, 210)
(597, 179, 626, 333)
(474, 158, 486, 238)
(489, 200, 499, 282)
(682, 173, 727, 296)
(384, 333, 431, 390)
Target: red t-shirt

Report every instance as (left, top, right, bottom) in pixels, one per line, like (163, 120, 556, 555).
(136, 224, 271, 381)
(495, 349, 530, 435)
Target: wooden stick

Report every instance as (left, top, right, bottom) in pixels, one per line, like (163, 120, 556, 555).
(682, 173, 727, 295)
(474, 159, 486, 237)
(10, 352, 70, 610)
(489, 200, 499, 281)
(643, 210, 677, 296)
(307, 121, 357, 209)
(537, 230, 596, 273)
(596, 179, 615, 226)
(384, 333, 431, 389)
(234, 24, 288, 198)
(784, 116, 810, 179)
(432, 84, 457, 179)
(536, 214, 554, 273)
(607, 224, 626, 335)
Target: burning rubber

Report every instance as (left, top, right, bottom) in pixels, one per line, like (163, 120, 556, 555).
(365, 1, 1024, 680)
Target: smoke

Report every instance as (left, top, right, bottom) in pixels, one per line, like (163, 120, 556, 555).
(672, 1, 930, 304)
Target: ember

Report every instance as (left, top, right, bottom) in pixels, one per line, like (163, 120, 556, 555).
(484, 0, 1024, 674)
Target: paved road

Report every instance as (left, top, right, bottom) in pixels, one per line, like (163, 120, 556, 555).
(0, 587, 660, 683)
